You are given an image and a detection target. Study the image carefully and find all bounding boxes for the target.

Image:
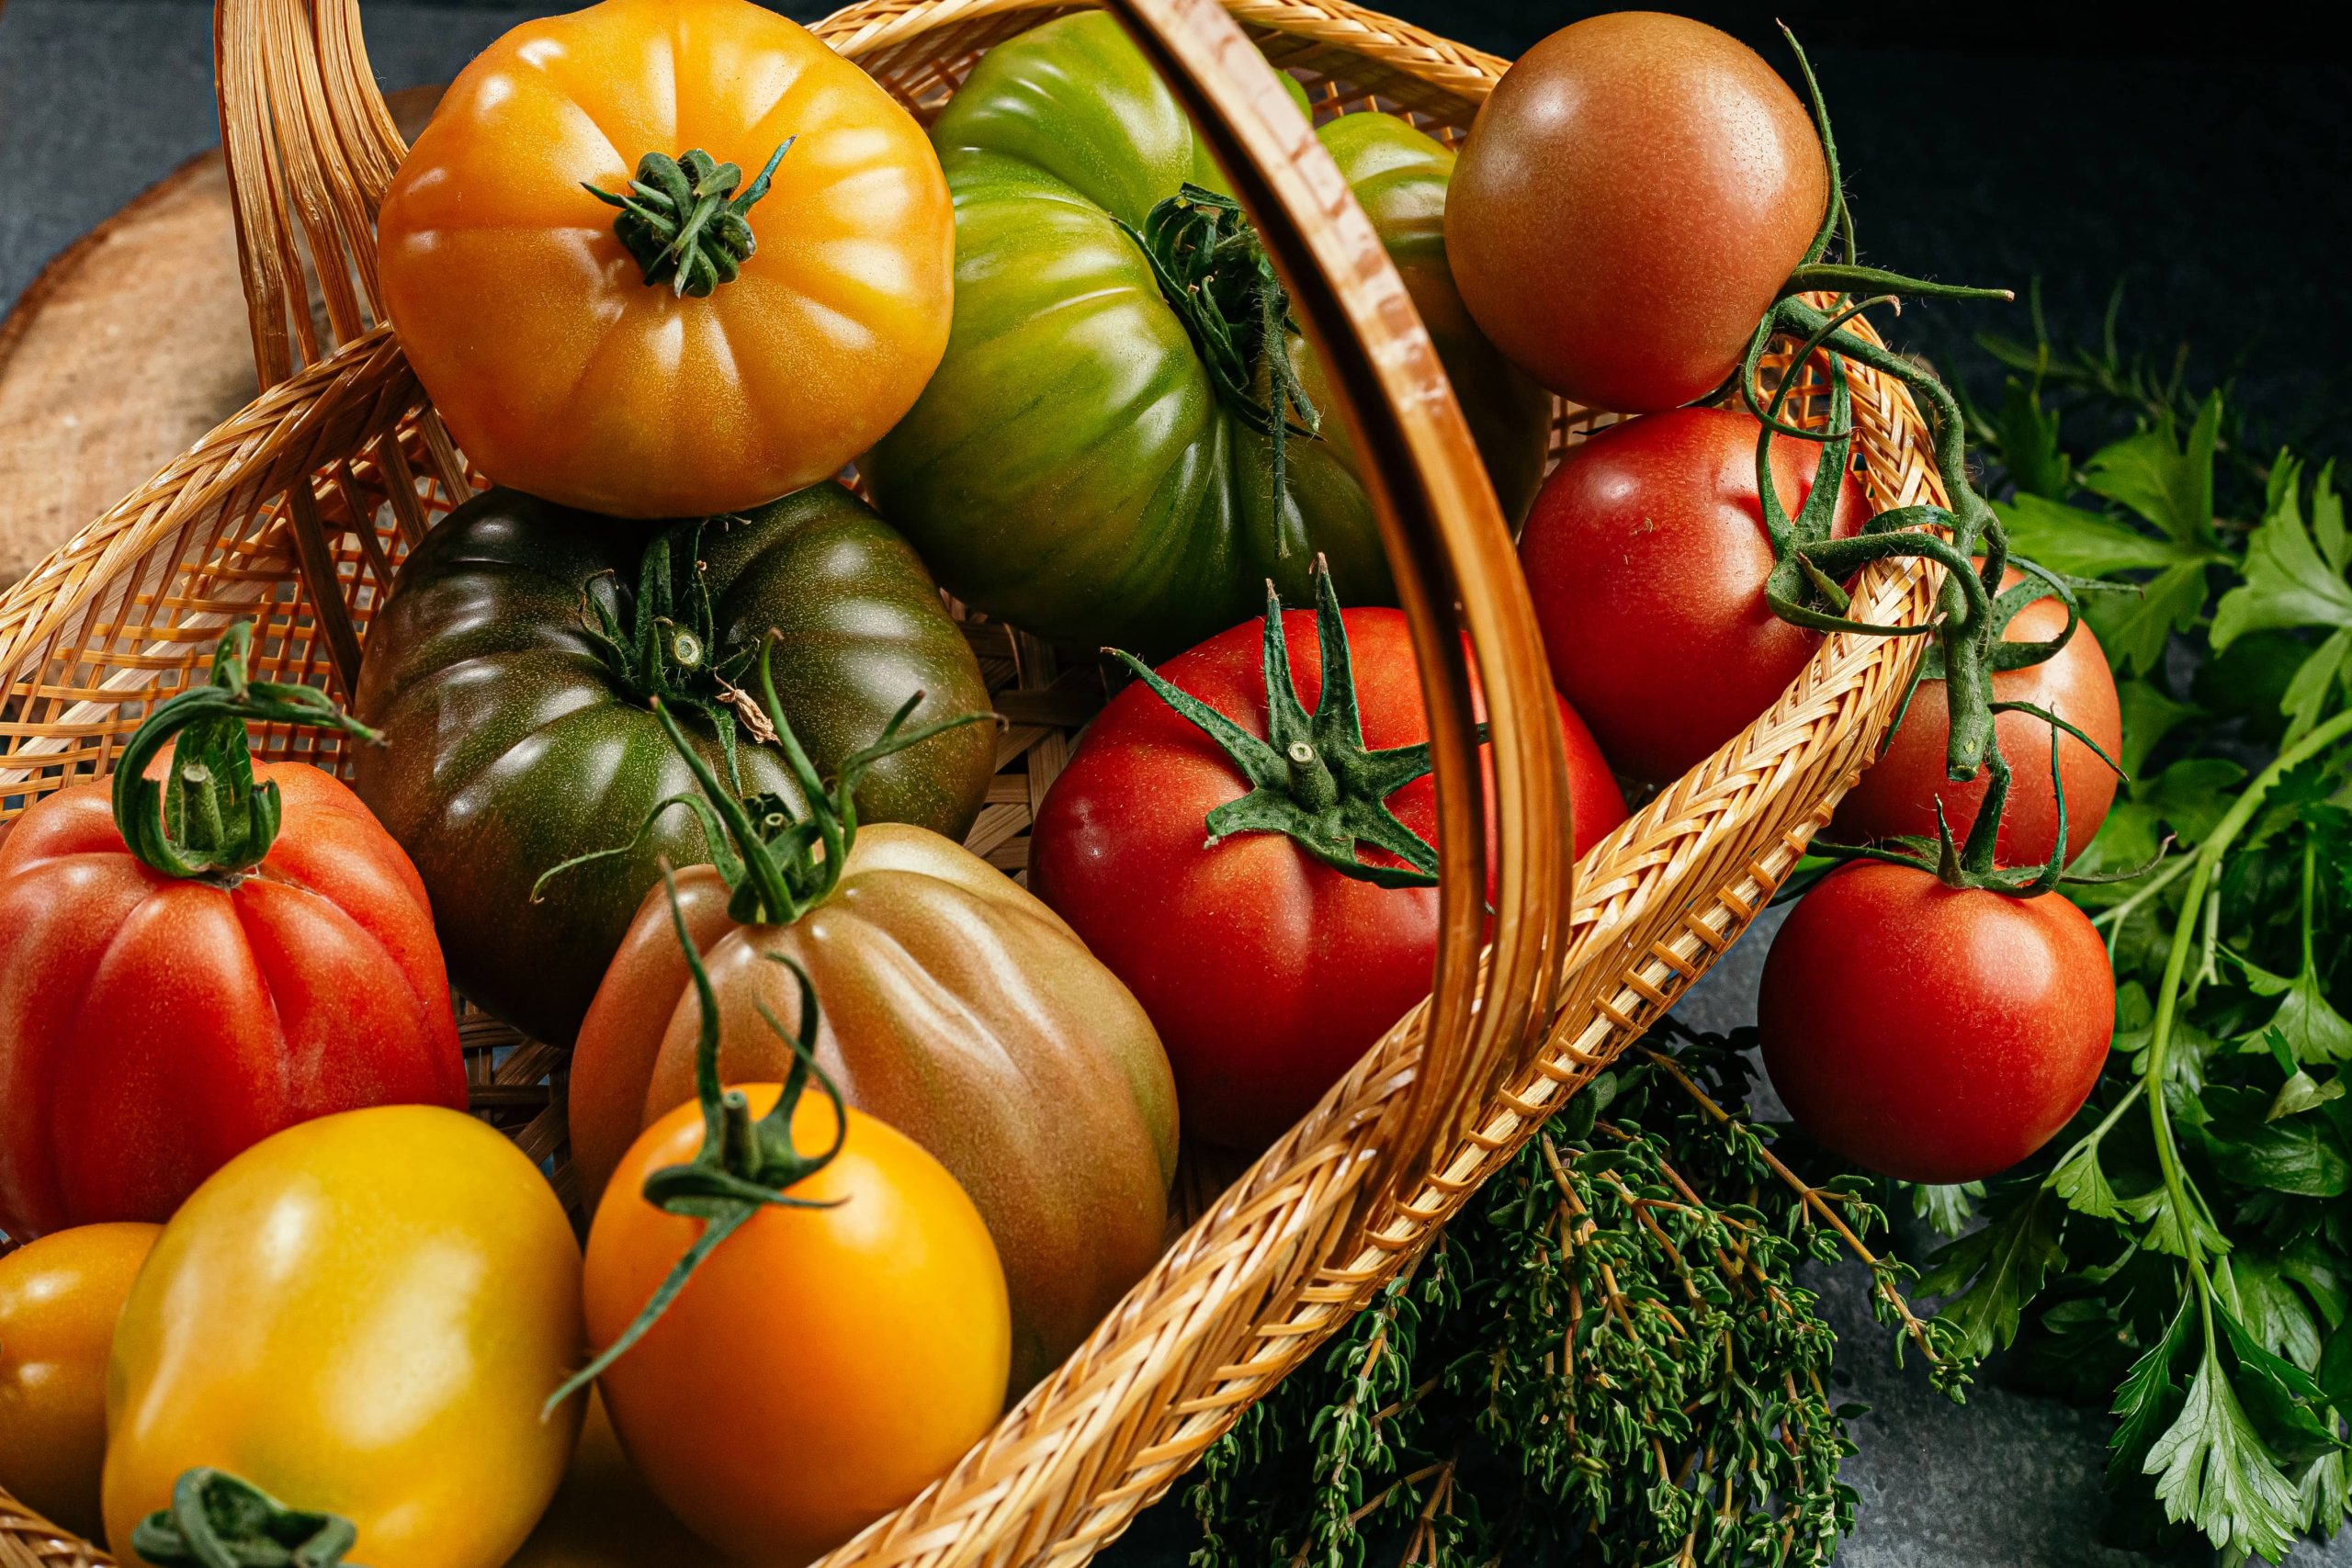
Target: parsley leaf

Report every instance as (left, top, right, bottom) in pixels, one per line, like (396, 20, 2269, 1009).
(1918, 1186, 2066, 1358)
(2211, 457, 2352, 739)
(2143, 1335, 2305, 1562)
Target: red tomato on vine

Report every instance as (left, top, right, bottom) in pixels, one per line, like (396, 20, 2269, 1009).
(1518, 406, 1869, 784)
(1030, 568, 1626, 1151)
(1831, 571, 2121, 867)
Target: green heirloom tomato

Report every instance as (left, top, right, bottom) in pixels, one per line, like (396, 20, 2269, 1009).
(865, 12, 1550, 656)
(351, 483, 993, 1045)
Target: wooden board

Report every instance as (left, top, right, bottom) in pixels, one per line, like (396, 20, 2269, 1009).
(0, 87, 441, 588)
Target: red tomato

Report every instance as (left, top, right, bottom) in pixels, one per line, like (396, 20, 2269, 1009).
(1029, 606, 1626, 1151)
(1519, 407, 1868, 784)
(0, 764, 466, 1237)
(1831, 575, 2120, 867)
(1758, 862, 2113, 1183)
(1445, 13, 1827, 412)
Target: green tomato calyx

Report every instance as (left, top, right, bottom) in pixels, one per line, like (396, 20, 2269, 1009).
(113, 621, 382, 883)
(1120, 183, 1321, 502)
(585, 141, 792, 299)
(544, 874, 848, 1416)
(1111, 559, 1467, 890)
(531, 633, 992, 928)
(133, 1467, 362, 1568)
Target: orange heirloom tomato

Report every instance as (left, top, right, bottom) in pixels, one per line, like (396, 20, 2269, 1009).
(0, 1223, 161, 1539)
(103, 1107, 584, 1568)
(377, 0, 954, 518)
(585, 1084, 1010, 1565)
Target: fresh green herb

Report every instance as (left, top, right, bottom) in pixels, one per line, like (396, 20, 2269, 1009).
(1185, 1025, 1970, 1568)
(1928, 312, 2352, 1561)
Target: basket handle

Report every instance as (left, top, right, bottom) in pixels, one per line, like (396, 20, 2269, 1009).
(1104, 0, 1573, 1191)
(214, 0, 417, 688)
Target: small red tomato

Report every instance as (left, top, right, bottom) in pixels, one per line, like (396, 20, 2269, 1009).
(1445, 13, 1827, 412)
(1758, 862, 2114, 1183)
(1519, 406, 1868, 784)
(1031, 581, 1626, 1152)
(1831, 574, 2121, 867)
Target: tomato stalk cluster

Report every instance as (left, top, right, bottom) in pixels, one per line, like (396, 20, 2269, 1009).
(112, 622, 381, 882)
(1743, 33, 2122, 888)
(131, 1466, 360, 1568)
(587, 142, 793, 299)
(537, 633, 991, 927)
(1107, 562, 1462, 890)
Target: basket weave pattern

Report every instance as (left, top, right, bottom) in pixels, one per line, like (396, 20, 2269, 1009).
(0, 1, 1944, 1563)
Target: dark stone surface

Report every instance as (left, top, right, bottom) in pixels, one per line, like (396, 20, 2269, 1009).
(3, 3, 2345, 1562)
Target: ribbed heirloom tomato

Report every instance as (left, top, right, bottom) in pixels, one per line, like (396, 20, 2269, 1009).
(1030, 571, 1626, 1151)
(376, 0, 953, 518)
(0, 626, 463, 1240)
(1518, 407, 1868, 784)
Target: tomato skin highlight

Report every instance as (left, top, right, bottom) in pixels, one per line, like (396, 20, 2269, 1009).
(376, 0, 953, 518)
(0, 1223, 160, 1539)
(584, 1086, 1010, 1566)
(1518, 407, 1868, 784)
(1028, 607, 1626, 1152)
(0, 764, 465, 1239)
(1831, 580, 2121, 866)
(1445, 13, 1827, 412)
(1758, 863, 2114, 1184)
(102, 1106, 585, 1568)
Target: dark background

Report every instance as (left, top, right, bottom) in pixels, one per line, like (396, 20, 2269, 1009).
(4, 2, 2348, 1563)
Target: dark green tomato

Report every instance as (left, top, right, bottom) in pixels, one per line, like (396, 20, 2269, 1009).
(350, 484, 993, 1045)
(865, 11, 1551, 656)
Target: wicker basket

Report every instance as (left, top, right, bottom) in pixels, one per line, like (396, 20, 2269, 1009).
(0, 0, 1950, 1562)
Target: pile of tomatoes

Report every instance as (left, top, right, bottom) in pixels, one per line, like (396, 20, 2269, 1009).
(0, 2, 2126, 1563)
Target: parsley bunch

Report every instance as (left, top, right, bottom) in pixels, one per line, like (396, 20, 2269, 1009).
(1185, 1027, 1970, 1568)
(1918, 308, 2352, 1562)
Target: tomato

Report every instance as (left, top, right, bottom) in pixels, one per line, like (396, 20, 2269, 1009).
(1831, 574, 2120, 866)
(1445, 13, 1826, 413)
(0, 627, 464, 1240)
(352, 482, 992, 1046)
(584, 1083, 1008, 1563)
(1758, 862, 2114, 1183)
(0, 1224, 159, 1538)
(377, 0, 951, 518)
(865, 11, 1550, 655)
(104, 1106, 583, 1568)
(1518, 406, 1867, 784)
(571, 821, 1174, 1393)
(1028, 586, 1627, 1152)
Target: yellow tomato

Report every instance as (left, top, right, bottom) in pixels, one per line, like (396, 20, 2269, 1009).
(586, 1085, 1009, 1564)
(376, 0, 954, 519)
(0, 1223, 160, 1538)
(103, 1107, 583, 1568)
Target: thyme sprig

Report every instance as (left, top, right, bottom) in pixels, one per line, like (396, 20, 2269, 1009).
(1188, 1024, 1970, 1568)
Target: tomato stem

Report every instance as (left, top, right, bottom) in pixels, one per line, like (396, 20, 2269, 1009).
(545, 868, 849, 1416)
(1119, 183, 1321, 506)
(585, 142, 793, 299)
(111, 621, 381, 881)
(532, 636, 991, 927)
(1108, 560, 1470, 890)
(132, 1466, 360, 1568)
